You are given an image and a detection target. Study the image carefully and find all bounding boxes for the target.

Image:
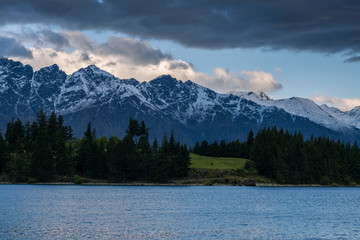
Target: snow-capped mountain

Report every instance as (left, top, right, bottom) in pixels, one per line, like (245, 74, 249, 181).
(0, 58, 359, 144)
(321, 104, 360, 130)
(228, 90, 272, 102)
(229, 91, 355, 132)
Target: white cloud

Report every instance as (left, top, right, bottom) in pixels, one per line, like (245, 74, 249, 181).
(10, 30, 282, 94)
(311, 92, 360, 111)
(193, 68, 282, 93)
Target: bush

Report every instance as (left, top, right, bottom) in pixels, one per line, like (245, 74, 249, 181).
(349, 182, 357, 187)
(203, 180, 212, 186)
(73, 175, 84, 185)
(320, 176, 330, 185)
(331, 182, 339, 187)
(27, 178, 38, 184)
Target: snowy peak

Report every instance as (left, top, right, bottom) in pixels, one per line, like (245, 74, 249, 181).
(256, 91, 272, 101)
(320, 104, 344, 118)
(74, 65, 115, 83)
(228, 90, 272, 103)
(38, 64, 60, 73)
(120, 78, 139, 86)
(349, 106, 360, 115)
(320, 104, 360, 130)
(149, 74, 180, 87)
(272, 97, 350, 130)
(33, 64, 66, 86)
(30, 63, 67, 113)
(55, 65, 122, 114)
(0, 58, 33, 90)
(0, 58, 34, 119)
(78, 64, 114, 77)
(233, 91, 352, 131)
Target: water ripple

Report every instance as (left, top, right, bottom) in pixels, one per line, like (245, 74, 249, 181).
(0, 185, 359, 239)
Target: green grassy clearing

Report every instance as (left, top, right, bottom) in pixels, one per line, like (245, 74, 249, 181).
(190, 153, 248, 170)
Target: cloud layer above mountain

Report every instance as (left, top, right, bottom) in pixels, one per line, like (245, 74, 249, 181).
(8, 30, 282, 93)
(1, 0, 360, 62)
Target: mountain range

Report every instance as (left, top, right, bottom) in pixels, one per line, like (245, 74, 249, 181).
(1, 58, 360, 145)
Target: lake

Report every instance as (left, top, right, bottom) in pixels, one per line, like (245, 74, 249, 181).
(0, 185, 359, 239)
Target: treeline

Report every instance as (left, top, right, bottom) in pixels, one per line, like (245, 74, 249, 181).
(251, 127, 360, 185)
(192, 130, 254, 159)
(194, 127, 360, 185)
(0, 111, 190, 183)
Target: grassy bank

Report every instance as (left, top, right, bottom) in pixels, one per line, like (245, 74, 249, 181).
(189, 153, 247, 169)
(0, 154, 264, 186)
(184, 153, 267, 186)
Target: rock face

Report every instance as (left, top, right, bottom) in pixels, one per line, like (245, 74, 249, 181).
(1, 58, 360, 145)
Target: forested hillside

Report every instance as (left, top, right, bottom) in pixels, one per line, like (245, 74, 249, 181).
(0, 111, 190, 183)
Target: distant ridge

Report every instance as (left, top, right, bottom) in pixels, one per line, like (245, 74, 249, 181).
(1, 58, 360, 144)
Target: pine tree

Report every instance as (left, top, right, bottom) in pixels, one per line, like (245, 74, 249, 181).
(31, 110, 54, 181)
(246, 129, 254, 158)
(5, 118, 25, 153)
(96, 136, 109, 178)
(152, 138, 158, 151)
(199, 140, 209, 156)
(219, 140, 227, 157)
(77, 122, 99, 178)
(55, 114, 74, 175)
(123, 120, 140, 180)
(126, 117, 140, 144)
(174, 144, 190, 178)
(4, 118, 32, 182)
(148, 134, 171, 182)
(107, 136, 125, 181)
(192, 141, 200, 154)
(137, 121, 151, 180)
(0, 133, 6, 174)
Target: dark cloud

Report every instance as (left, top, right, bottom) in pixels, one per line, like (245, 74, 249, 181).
(61, 31, 95, 51)
(5, 28, 69, 50)
(1, 0, 360, 56)
(169, 61, 190, 70)
(81, 52, 91, 61)
(0, 36, 33, 58)
(6, 27, 171, 66)
(344, 56, 360, 63)
(98, 37, 172, 65)
(40, 29, 69, 50)
(105, 61, 116, 67)
(49, 52, 58, 58)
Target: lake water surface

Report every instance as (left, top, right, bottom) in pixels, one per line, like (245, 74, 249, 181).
(0, 185, 359, 239)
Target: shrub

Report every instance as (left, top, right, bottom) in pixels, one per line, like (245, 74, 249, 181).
(349, 182, 357, 187)
(320, 176, 330, 185)
(73, 175, 84, 185)
(27, 178, 38, 184)
(203, 180, 212, 186)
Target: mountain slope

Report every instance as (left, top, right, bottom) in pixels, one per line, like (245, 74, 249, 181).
(321, 104, 360, 130)
(229, 91, 355, 131)
(0, 58, 359, 145)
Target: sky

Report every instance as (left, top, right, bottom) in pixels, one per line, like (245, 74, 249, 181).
(1, 0, 360, 111)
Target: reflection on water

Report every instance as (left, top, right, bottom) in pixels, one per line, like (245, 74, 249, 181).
(0, 185, 359, 239)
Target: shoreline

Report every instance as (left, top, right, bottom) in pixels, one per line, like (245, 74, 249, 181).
(0, 181, 357, 187)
